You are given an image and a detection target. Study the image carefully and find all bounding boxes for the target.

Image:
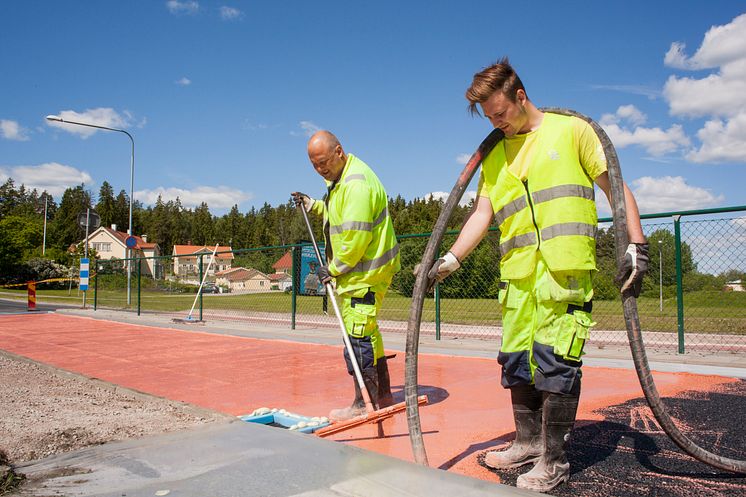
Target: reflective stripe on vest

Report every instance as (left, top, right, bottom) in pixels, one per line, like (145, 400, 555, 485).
(532, 184, 594, 205)
(494, 197, 528, 226)
(541, 222, 596, 242)
(344, 174, 366, 183)
(329, 207, 389, 236)
(334, 243, 400, 275)
(500, 232, 537, 256)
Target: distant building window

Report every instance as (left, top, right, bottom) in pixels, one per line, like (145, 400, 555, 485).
(92, 242, 111, 252)
(260, 281, 264, 287)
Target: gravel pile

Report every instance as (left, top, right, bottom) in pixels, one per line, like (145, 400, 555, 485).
(0, 353, 227, 464)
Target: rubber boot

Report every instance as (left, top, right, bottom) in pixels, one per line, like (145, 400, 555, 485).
(516, 387, 580, 492)
(484, 383, 543, 469)
(328, 371, 379, 422)
(376, 356, 394, 408)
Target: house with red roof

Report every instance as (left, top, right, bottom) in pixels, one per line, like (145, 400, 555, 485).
(172, 244, 233, 277)
(215, 267, 272, 293)
(82, 224, 161, 276)
(272, 251, 292, 275)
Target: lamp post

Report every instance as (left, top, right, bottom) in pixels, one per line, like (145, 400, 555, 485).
(46, 115, 135, 305)
(658, 239, 663, 312)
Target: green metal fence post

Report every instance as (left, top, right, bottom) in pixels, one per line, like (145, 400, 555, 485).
(291, 246, 297, 330)
(199, 254, 204, 322)
(435, 282, 441, 340)
(137, 258, 142, 316)
(93, 266, 98, 311)
(673, 215, 685, 354)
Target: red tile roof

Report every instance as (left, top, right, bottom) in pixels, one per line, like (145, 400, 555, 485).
(173, 244, 234, 259)
(101, 227, 159, 250)
(272, 251, 292, 270)
(215, 267, 268, 282)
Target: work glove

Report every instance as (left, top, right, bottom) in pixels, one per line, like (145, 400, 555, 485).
(413, 251, 461, 291)
(290, 191, 315, 212)
(615, 243, 649, 297)
(317, 265, 332, 285)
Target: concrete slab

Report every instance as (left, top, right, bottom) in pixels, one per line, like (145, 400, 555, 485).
(16, 420, 540, 497)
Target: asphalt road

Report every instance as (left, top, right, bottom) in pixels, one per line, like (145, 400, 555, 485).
(0, 298, 71, 314)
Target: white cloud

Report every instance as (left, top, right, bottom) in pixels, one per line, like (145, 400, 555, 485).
(600, 105, 690, 156)
(686, 113, 746, 163)
(629, 176, 724, 213)
(456, 153, 471, 165)
(424, 190, 476, 207)
(166, 0, 199, 15)
(291, 121, 321, 137)
(661, 14, 746, 163)
(135, 186, 252, 209)
(219, 6, 243, 20)
(175, 77, 191, 86)
(0, 163, 93, 196)
(46, 108, 133, 139)
(664, 14, 746, 70)
(0, 119, 30, 141)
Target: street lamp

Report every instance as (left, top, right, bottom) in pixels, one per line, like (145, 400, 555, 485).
(46, 115, 135, 306)
(658, 239, 663, 312)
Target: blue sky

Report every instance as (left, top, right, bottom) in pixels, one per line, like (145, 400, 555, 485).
(1, 1, 745, 217)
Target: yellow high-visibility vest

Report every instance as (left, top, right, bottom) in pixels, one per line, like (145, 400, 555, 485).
(311, 154, 400, 294)
(481, 113, 599, 279)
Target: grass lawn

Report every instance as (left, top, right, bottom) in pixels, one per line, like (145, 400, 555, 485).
(2, 287, 744, 334)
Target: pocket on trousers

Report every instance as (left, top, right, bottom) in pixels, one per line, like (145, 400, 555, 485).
(349, 303, 376, 338)
(553, 310, 594, 362)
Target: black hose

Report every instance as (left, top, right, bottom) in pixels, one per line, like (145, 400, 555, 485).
(405, 108, 746, 474)
(543, 107, 746, 475)
(404, 128, 504, 466)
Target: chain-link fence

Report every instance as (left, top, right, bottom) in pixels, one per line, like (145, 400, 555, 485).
(83, 206, 745, 354)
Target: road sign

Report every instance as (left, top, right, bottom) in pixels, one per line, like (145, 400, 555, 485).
(80, 258, 90, 291)
(125, 236, 137, 249)
(77, 210, 101, 230)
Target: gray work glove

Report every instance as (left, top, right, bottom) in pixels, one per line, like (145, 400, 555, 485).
(413, 251, 461, 291)
(290, 191, 315, 212)
(316, 265, 332, 285)
(615, 243, 649, 297)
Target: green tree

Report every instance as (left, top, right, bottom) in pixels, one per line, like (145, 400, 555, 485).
(48, 185, 92, 251)
(0, 215, 43, 281)
(114, 189, 130, 232)
(191, 202, 214, 245)
(96, 181, 117, 228)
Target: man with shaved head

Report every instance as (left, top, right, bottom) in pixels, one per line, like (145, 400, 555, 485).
(292, 131, 401, 421)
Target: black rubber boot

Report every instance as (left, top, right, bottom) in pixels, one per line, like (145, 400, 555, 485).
(376, 356, 394, 408)
(516, 385, 580, 492)
(484, 383, 543, 469)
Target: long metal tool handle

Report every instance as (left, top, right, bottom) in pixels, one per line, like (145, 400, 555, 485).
(543, 107, 746, 474)
(405, 128, 505, 466)
(188, 243, 219, 319)
(297, 204, 375, 413)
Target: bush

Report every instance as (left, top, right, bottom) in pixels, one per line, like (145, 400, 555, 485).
(19, 258, 70, 289)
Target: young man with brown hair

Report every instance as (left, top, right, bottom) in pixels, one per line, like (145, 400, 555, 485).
(429, 58, 648, 492)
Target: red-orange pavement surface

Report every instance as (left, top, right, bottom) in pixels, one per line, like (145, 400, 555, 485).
(0, 313, 739, 487)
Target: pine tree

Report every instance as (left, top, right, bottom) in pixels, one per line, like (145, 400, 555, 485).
(96, 181, 117, 228)
(49, 185, 92, 250)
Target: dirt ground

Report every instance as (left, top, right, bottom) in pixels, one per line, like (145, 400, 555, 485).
(0, 352, 227, 469)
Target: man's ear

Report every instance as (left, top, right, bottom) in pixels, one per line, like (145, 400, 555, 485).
(516, 88, 527, 104)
